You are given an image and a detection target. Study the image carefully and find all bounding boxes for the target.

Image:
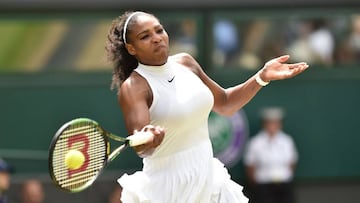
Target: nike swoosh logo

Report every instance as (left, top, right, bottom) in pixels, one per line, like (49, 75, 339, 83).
(168, 76, 175, 83)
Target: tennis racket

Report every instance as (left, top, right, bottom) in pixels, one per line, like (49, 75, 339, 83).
(48, 118, 152, 193)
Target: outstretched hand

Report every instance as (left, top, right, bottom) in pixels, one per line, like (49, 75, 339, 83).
(259, 55, 309, 82)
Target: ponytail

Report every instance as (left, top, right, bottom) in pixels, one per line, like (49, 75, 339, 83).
(106, 11, 139, 90)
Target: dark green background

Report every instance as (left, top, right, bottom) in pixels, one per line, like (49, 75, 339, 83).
(1, 67, 359, 181)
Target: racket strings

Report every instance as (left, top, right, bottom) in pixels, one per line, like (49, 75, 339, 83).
(52, 131, 105, 153)
(52, 122, 107, 192)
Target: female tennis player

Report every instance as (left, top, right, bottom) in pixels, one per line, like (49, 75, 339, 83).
(106, 11, 308, 202)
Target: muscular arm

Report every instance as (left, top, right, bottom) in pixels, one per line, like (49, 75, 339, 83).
(172, 53, 308, 116)
(118, 72, 164, 157)
(201, 69, 262, 116)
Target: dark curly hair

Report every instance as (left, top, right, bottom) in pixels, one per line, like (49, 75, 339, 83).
(106, 11, 154, 90)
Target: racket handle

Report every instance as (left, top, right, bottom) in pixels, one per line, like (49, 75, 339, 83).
(127, 131, 153, 146)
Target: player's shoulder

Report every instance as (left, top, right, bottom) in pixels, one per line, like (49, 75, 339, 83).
(170, 52, 196, 64)
(119, 71, 149, 100)
(169, 52, 202, 75)
(120, 71, 145, 89)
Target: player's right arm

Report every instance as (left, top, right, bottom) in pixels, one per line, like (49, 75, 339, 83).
(118, 72, 165, 157)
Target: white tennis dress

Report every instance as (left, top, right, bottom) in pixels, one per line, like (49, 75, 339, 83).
(118, 56, 249, 203)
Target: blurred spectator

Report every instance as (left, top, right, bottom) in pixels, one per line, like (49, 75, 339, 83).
(348, 15, 360, 62)
(213, 19, 239, 66)
(20, 179, 44, 203)
(238, 20, 270, 70)
(286, 21, 315, 64)
(244, 107, 298, 203)
(308, 19, 335, 65)
(0, 159, 13, 203)
(168, 19, 197, 57)
(287, 19, 335, 66)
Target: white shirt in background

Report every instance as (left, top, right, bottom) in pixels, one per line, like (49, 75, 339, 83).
(244, 130, 298, 184)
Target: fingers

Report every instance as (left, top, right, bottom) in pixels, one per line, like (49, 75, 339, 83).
(133, 125, 165, 156)
(263, 55, 309, 81)
(151, 126, 165, 147)
(275, 55, 290, 63)
(142, 125, 165, 146)
(288, 62, 309, 69)
(140, 124, 155, 132)
(286, 63, 309, 78)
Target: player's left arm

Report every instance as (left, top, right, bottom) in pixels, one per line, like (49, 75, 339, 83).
(174, 53, 308, 116)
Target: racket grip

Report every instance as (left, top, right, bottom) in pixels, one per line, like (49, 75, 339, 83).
(127, 131, 153, 146)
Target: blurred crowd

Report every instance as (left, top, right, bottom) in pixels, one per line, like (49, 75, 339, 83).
(1, 11, 359, 72)
(0, 159, 44, 203)
(212, 14, 360, 69)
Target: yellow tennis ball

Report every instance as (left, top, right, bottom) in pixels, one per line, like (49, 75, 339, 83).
(64, 149, 85, 170)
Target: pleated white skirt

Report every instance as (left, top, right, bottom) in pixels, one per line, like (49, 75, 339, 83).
(118, 140, 248, 203)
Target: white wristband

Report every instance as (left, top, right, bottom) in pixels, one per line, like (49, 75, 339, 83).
(255, 73, 270, 86)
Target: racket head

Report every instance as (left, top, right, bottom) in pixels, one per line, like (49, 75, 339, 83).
(48, 118, 109, 193)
